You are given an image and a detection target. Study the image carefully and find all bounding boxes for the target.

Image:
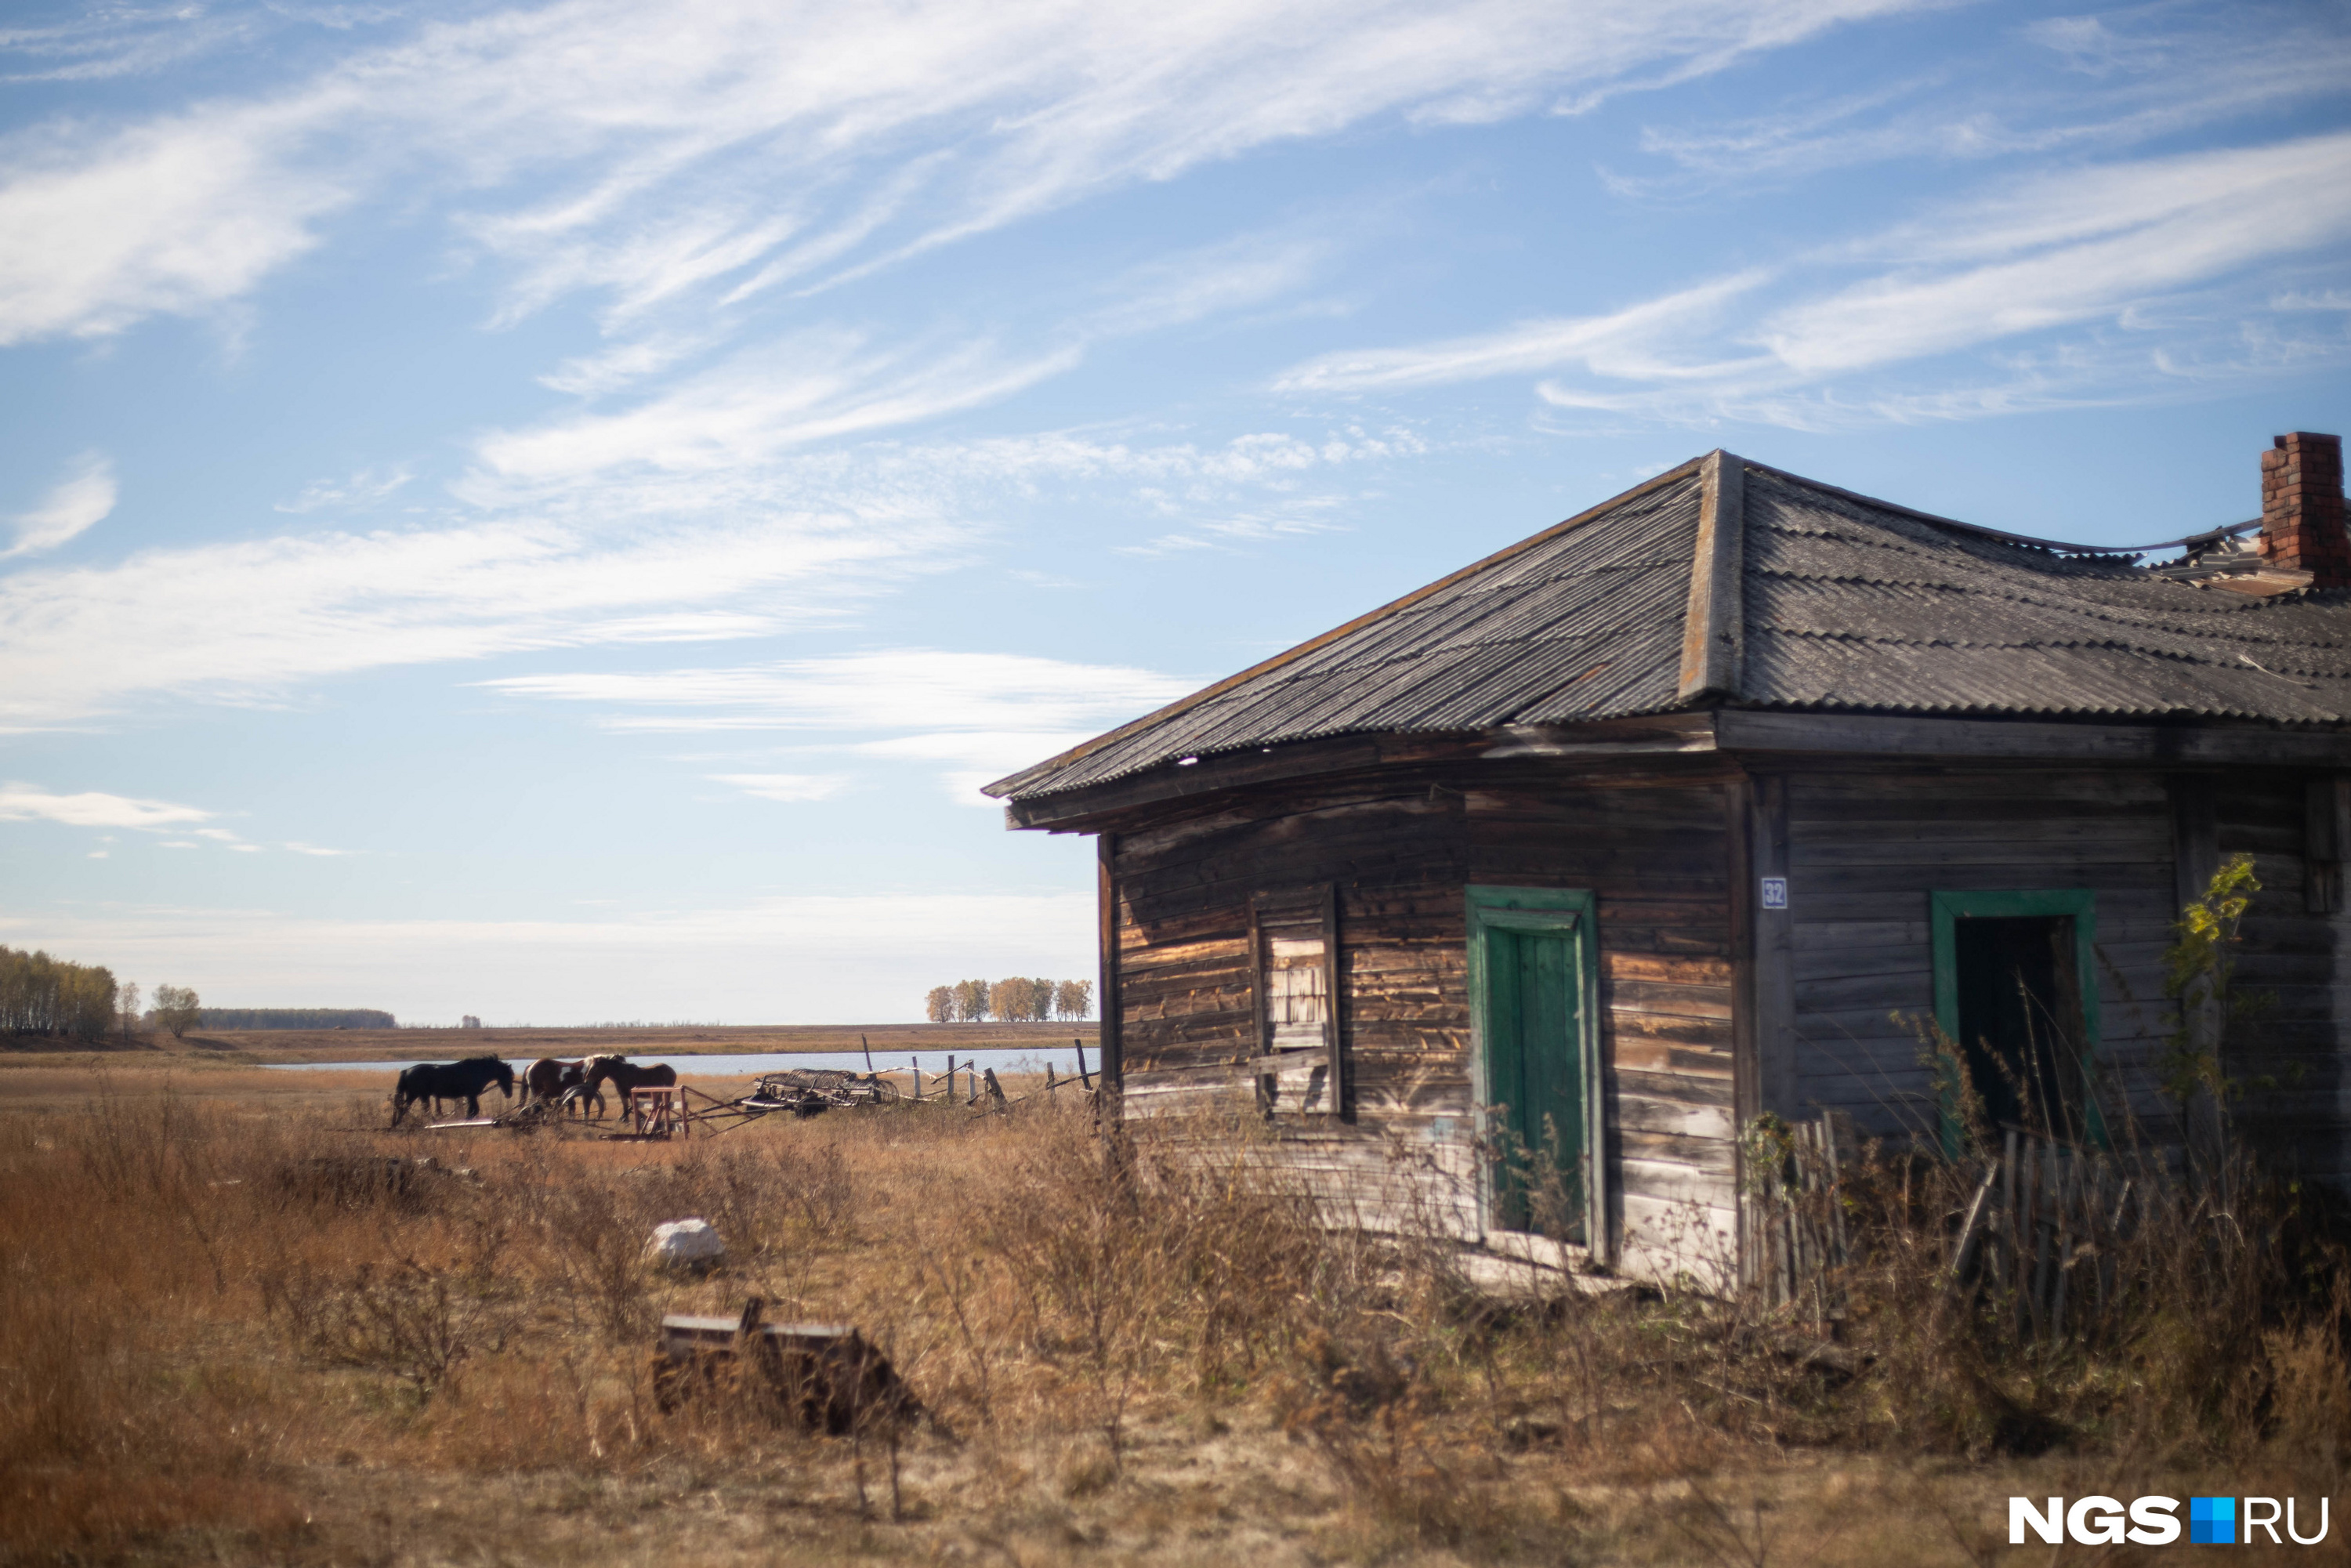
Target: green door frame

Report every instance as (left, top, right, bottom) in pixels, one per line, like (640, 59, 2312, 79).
(1929, 888, 2105, 1154)
(1465, 885, 1605, 1258)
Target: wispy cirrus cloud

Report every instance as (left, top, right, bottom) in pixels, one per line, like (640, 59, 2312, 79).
(3, 451, 115, 559)
(274, 464, 412, 515)
(484, 649, 1195, 804)
(0, 0, 1929, 346)
(1758, 132, 2351, 375)
(1614, 2, 2351, 192)
(0, 505, 947, 730)
(1278, 131, 2351, 428)
(475, 330, 1085, 485)
(705, 772, 852, 803)
(0, 781, 212, 831)
(0, 414, 1411, 731)
(482, 649, 1192, 734)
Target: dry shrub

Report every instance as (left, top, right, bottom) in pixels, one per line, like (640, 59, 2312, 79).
(260, 1258, 516, 1397)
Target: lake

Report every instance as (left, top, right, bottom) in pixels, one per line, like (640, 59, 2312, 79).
(264, 1045, 1095, 1079)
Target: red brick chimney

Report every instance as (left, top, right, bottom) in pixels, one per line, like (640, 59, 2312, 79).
(2259, 431, 2349, 588)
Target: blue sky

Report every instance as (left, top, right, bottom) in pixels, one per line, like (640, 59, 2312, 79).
(2, 0, 2347, 1024)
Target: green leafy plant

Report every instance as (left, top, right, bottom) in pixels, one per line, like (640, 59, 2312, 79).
(2158, 853, 2268, 1108)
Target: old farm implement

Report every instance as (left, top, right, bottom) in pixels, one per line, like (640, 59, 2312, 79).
(606, 1070, 900, 1139)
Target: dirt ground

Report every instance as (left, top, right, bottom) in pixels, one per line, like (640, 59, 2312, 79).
(1, 1053, 2338, 1567)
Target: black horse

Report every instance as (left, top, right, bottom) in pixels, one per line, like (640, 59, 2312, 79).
(391, 1056, 515, 1126)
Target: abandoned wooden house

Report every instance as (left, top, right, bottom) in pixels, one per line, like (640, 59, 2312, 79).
(984, 433, 2351, 1282)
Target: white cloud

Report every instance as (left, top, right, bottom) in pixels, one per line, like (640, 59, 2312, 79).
(282, 842, 358, 856)
(706, 772, 852, 802)
(0, 0, 1928, 345)
(1760, 132, 2351, 374)
(537, 331, 720, 397)
(1277, 132, 2351, 426)
(0, 500, 953, 729)
(0, 6, 273, 84)
(5, 452, 116, 559)
(484, 649, 1193, 800)
(0, 412, 1407, 731)
(274, 465, 412, 515)
(476, 330, 1084, 484)
(0, 94, 353, 345)
(1617, 5, 2351, 190)
(483, 648, 1192, 734)
(0, 782, 212, 830)
(1273, 273, 1773, 393)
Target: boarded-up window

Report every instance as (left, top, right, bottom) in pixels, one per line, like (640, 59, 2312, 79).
(1250, 886, 1344, 1118)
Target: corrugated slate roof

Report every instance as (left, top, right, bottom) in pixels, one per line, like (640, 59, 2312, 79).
(987, 454, 2351, 802)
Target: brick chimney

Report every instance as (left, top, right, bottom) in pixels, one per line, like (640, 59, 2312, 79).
(2259, 432, 2349, 588)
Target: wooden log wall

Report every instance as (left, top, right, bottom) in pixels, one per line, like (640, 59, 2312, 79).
(2219, 769, 2348, 1186)
(1110, 780, 1478, 1237)
(1777, 766, 2180, 1149)
(1107, 764, 1744, 1273)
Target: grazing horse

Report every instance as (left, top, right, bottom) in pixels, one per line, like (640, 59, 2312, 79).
(581, 1054, 676, 1122)
(391, 1056, 515, 1127)
(522, 1056, 600, 1117)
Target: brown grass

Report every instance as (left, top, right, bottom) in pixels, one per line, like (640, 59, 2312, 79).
(2, 1063, 2346, 1566)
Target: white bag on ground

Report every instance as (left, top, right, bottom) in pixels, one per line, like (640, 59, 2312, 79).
(645, 1218, 726, 1269)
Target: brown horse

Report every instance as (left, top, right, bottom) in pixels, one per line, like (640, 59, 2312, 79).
(581, 1054, 676, 1121)
(523, 1056, 600, 1117)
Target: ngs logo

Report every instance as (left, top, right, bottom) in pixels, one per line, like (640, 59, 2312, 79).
(2012, 1496, 2331, 1546)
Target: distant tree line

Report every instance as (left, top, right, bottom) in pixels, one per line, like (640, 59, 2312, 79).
(0, 945, 121, 1039)
(923, 977, 1092, 1023)
(197, 1008, 397, 1030)
(0, 947, 224, 1041)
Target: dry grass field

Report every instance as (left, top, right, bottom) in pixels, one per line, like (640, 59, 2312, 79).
(3, 1051, 2348, 1566)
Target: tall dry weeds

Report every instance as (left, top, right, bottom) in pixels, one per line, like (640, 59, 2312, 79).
(5, 1066, 2347, 1565)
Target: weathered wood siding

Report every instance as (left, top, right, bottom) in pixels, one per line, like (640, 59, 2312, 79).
(1110, 781, 1477, 1235)
(1465, 779, 1739, 1278)
(1777, 767, 2180, 1146)
(1107, 766, 1741, 1276)
(2222, 770, 2350, 1186)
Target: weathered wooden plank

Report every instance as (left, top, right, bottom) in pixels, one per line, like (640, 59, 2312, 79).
(1611, 1090, 1738, 1141)
(1602, 978, 1734, 1019)
(1618, 1154, 1739, 1207)
(1601, 951, 1737, 984)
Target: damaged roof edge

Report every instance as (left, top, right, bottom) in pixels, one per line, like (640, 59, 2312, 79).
(987, 450, 2350, 810)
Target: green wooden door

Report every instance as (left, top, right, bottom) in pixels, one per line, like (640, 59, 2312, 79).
(1473, 900, 1591, 1242)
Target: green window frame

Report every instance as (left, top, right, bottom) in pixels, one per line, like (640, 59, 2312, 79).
(1929, 889, 2104, 1153)
(1465, 885, 1605, 1254)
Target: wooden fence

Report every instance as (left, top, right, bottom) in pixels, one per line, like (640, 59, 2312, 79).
(1755, 1114, 2198, 1342)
